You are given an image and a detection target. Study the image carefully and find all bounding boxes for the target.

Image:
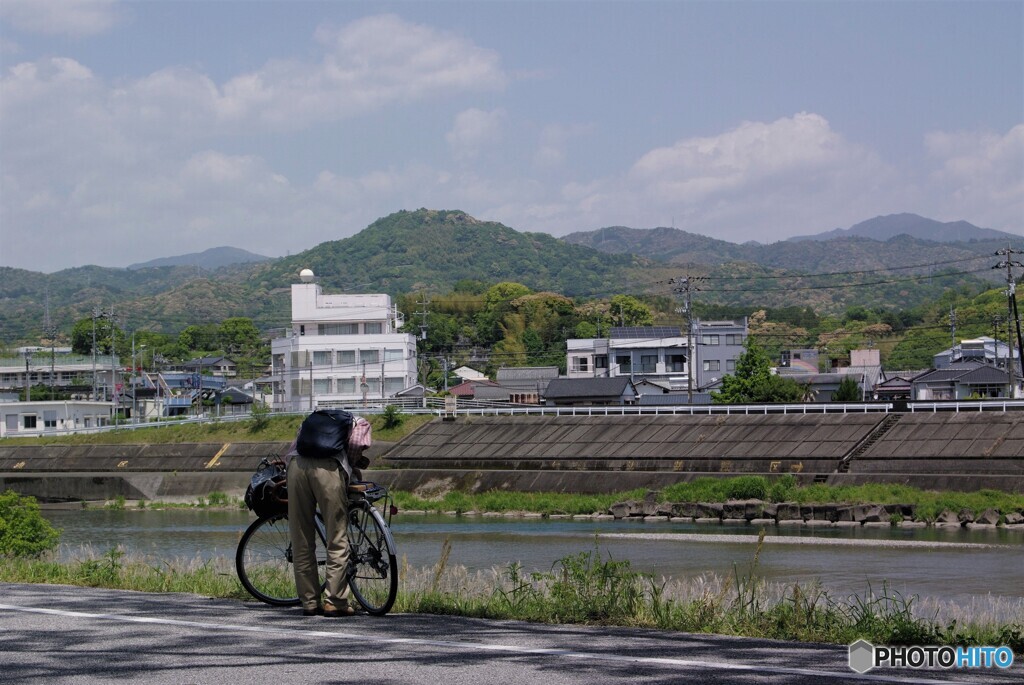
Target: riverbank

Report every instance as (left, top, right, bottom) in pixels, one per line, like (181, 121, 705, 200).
(2, 540, 1021, 654)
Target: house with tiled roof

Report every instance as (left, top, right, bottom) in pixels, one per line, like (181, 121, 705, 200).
(912, 362, 1018, 400)
(543, 377, 637, 406)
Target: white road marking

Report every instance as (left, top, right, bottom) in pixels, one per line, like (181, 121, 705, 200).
(0, 602, 971, 684)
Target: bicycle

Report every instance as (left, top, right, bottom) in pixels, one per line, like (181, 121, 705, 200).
(235, 474, 399, 615)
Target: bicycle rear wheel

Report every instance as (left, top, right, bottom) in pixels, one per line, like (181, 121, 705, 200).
(347, 503, 398, 615)
(236, 514, 327, 606)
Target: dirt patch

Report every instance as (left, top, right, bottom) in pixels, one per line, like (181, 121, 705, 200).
(412, 477, 456, 501)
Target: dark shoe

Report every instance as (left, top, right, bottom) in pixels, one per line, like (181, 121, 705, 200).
(323, 603, 356, 617)
(301, 606, 323, 617)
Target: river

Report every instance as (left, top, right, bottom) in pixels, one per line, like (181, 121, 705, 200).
(41, 508, 1023, 618)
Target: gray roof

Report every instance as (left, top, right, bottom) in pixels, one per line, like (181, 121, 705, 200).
(914, 362, 987, 384)
(544, 377, 635, 399)
(610, 326, 681, 338)
(496, 366, 559, 381)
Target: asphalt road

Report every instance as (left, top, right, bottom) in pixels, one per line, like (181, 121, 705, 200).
(1, 583, 1019, 685)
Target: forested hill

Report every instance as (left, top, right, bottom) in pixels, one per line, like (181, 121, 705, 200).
(256, 209, 653, 297)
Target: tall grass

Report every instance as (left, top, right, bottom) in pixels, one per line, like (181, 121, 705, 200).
(393, 489, 648, 516)
(3, 543, 1020, 652)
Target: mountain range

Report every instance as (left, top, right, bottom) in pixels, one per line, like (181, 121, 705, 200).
(127, 246, 270, 271)
(0, 210, 1016, 343)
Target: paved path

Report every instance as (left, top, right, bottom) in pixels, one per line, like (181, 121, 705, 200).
(1, 583, 1018, 684)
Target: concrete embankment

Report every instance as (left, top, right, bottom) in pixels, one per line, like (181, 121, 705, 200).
(1, 411, 1023, 501)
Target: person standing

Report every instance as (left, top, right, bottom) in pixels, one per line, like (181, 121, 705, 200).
(287, 410, 357, 617)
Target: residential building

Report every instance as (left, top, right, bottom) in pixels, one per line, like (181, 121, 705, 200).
(565, 319, 747, 392)
(912, 362, 1018, 400)
(933, 336, 1017, 370)
(270, 271, 417, 411)
(183, 356, 238, 378)
(0, 400, 113, 437)
(495, 366, 559, 403)
(543, 377, 637, 406)
(0, 348, 120, 399)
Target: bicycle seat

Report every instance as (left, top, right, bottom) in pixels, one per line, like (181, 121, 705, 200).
(348, 482, 371, 493)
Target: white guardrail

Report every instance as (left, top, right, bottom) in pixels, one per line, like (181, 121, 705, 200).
(6, 398, 1024, 439)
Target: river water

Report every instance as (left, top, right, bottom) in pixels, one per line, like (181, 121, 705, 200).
(42, 508, 1023, 616)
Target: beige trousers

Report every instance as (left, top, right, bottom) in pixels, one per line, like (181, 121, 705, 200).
(288, 454, 350, 612)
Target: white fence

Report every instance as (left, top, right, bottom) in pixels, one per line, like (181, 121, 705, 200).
(6, 398, 1024, 439)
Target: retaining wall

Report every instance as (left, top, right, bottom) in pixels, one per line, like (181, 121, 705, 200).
(2, 411, 1023, 500)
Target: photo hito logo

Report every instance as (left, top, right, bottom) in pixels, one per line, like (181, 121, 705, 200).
(849, 639, 1015, 674)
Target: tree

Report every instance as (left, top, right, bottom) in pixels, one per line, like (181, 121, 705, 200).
(608, 295, 654, 327)
(218, 317, 260, 356)
(832, 375, 862, 402)
(713, 339, 806, 404)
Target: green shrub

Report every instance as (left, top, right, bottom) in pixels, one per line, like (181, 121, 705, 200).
(0, 490, 61, 557)
(768, 474, 797, 502)
(381, 405, 405, 430)
(725, 476, 769, 500)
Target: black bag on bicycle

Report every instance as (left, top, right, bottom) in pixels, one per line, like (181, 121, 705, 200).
(296, 409, 353, 458)
(244, 459, 288, 518)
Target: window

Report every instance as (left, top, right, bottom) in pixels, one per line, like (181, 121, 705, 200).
(703, 360, 720, 372)
(384, 377, 405, 394)
(572, 356, 589, 372)
(726, 334, 744, 346)
(313, 378, 332, 394)
(668, 354, 686, 372)
(338, 378, 356, 394)
(43, 411, 57, 428)
(702, 334, 720, 346)
(361, 349, 380, 364)
(364, 322, 383, 335)
(313, 350, 332, 366)
(5, 415, 17, 432)
(384, 348, 403, 362)
(727, 360, 736, 372)
(615, 355, 631, 374)
(319, 323, 358, 335)
(640, 354, 657, 373)
(290, 350, 310, 368)
(23, 415, 37, 429)
(299, 325, 305, 336)
(595, 355, 608, 370)
(337, 350, 355, 366)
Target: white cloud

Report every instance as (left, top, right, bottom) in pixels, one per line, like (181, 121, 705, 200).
(534, 123, 594, 168)
(925, 124, 1024, 229)
(0, 0, 123, 36)
(446, 108, 505, 159)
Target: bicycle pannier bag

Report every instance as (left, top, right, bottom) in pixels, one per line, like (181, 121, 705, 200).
(244, 460, 287, 518)
(296, 409, 354, 458)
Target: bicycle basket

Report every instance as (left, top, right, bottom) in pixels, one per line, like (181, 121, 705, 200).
(244, 459, 288, 518)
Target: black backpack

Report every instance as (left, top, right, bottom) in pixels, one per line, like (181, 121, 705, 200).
(296, 409, 354, 458)
(244, 459, 288, 518)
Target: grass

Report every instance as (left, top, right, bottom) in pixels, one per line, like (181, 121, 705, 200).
(6, 541, 1018, 653)
(660, 476, 1024, 519)
(393, 489, 649, 516)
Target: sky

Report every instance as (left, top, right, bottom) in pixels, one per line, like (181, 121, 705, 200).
(0, 0, 1021, 273)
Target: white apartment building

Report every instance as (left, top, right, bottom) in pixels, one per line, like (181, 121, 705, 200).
(566, 320, 748, 392)
(270, 271, 417, 411)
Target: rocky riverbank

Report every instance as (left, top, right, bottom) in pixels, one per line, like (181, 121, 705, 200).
(605, 492, 1024, 529)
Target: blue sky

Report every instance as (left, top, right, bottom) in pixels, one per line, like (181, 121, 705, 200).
(1, 0, 1021, 272)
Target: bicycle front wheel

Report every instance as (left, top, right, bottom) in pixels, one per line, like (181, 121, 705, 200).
(347, 504, 398, 615)
(236, 514, 326, 606)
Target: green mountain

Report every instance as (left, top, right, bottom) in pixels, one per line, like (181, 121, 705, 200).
(254, 209, 651, 297)
(1, 209, 1015, 345)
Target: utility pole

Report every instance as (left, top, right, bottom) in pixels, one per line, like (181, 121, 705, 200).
(44, 290, 56, 401)
(949, 306, 957, 351)
(672, 275, 704, 403)
(994, 246, 1024, 398)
